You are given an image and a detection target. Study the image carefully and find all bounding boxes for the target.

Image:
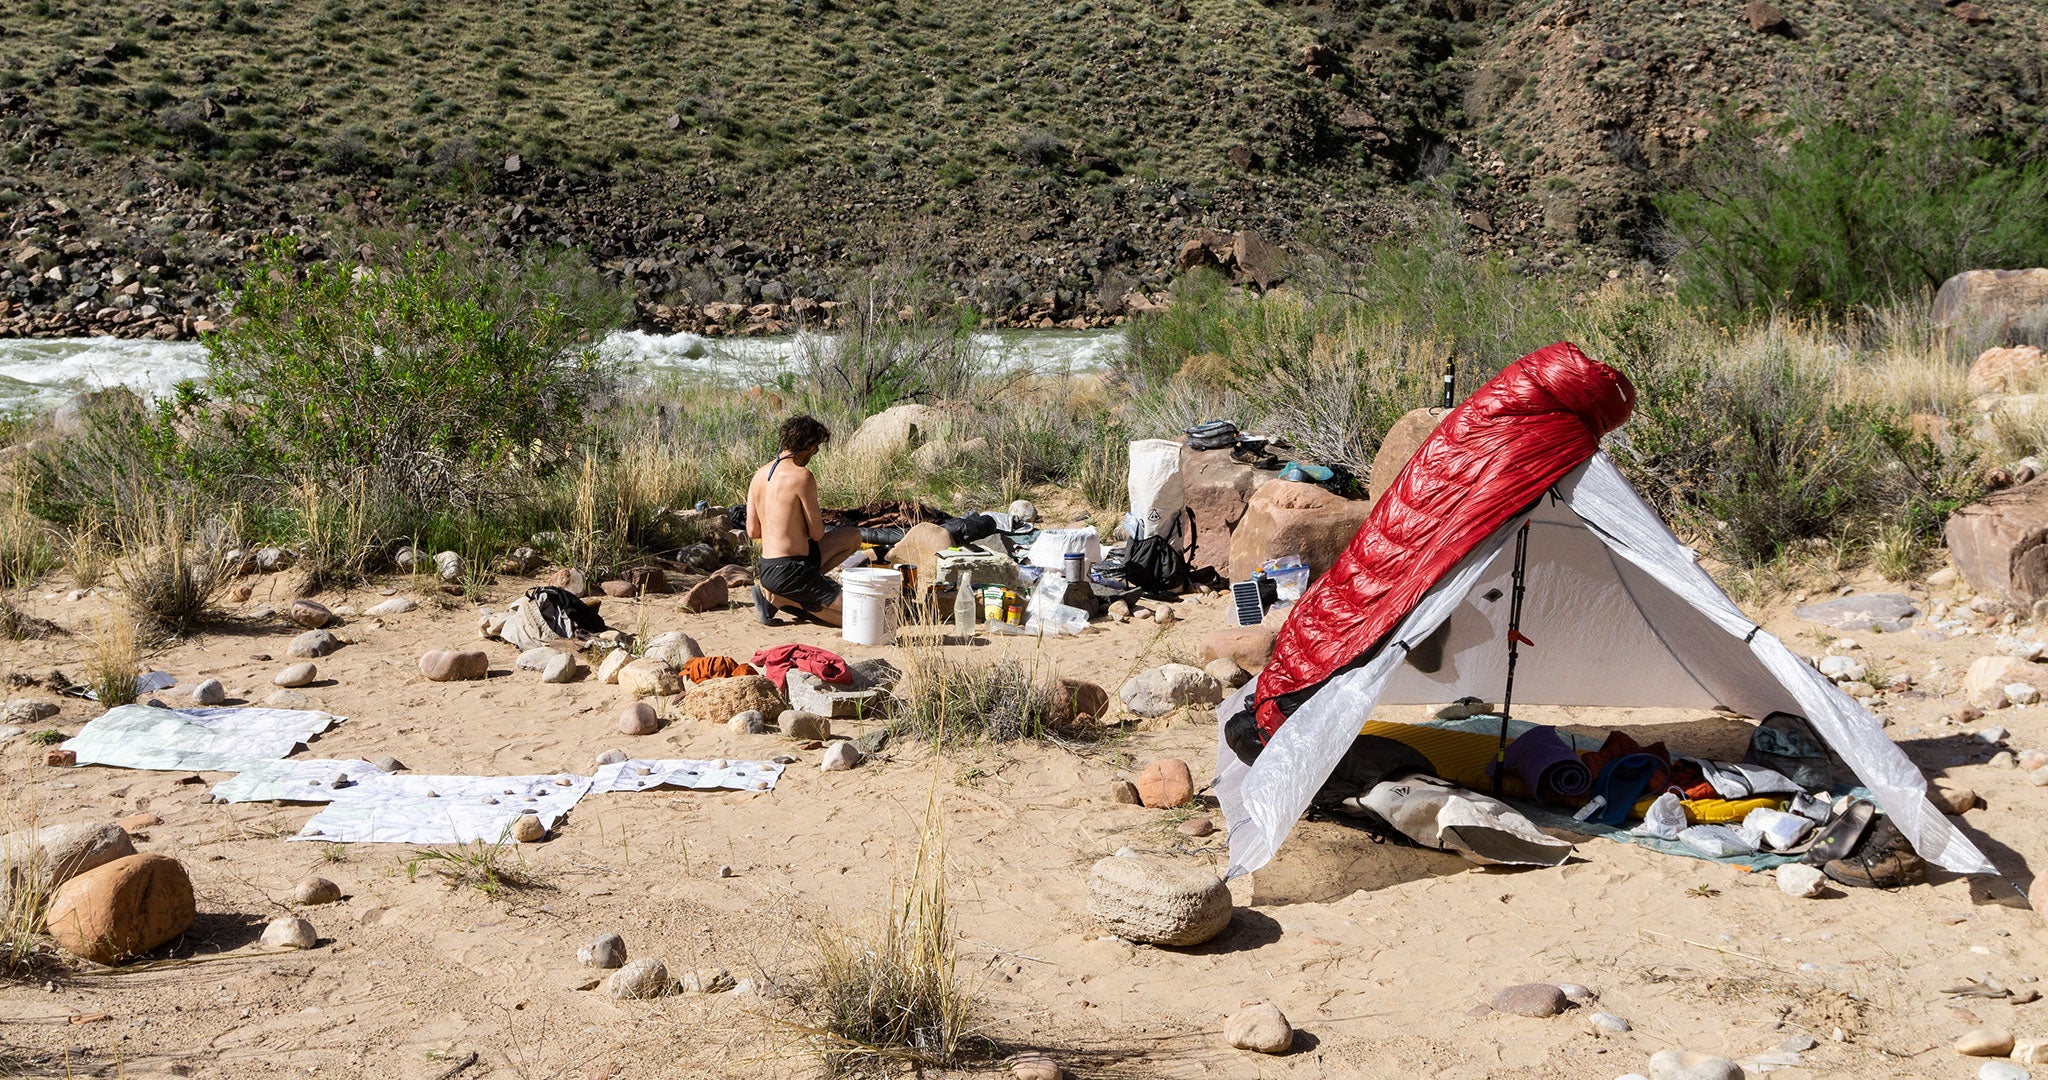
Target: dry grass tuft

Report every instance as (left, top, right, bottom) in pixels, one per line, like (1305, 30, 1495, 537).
(800, 791, 977, 1076)
(403, 838, 542, 898)
(83, 614, 140, 708)
(894, 634, 1063, 747)
(0, 486, 54, 590)
(0, 804, 58, 980)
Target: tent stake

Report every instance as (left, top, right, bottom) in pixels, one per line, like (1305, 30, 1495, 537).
(1494, 519, 1533, 797)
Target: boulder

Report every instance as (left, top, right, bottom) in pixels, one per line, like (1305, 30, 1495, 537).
(600, 580, 637, 598)
(844, 403, 942, 459)
(288, 600, 333, 629)
(884, 523, 957, 585)
(644, 631, 705, 665)
(287, 630, 343, 658)
(619, 701, 660, 735)
(579, 932, 627, 968)
(510, 815, 546, 842)
(45, 853, 196, 964)
(433, 550, 465, 583)
(189, 679, 226, 706)
(1949, 481, 2048, 606)
(546, 567, 588, 596)
(364, 594, 415, 622)
(1135, 758, 1195, 808)
(419, 649, 489, 682)
(1792, 593, 1918, 633)
(1198, 628, 1277, 671)
(1179, 446, 1272, 573)
(261, 916, 318, 949)
(1933, 268, 2048, 331)
(2, 699, 60, 724)
(1086, 853, 1232, 946)
(608, 957, 672, 999)
(1492, 983, 1569, 1017)
(1119, 664, 1224, 718)
(820, 741, 862, 771)
(540, 652, 584, 684)
(1955, 1027, 2016, 1057)
(1369, 408, 1443, 503)
(1231, 230, 1288, 291)
(273, 662, 318, 688)
(679, 575, 728, 613)
(593, 647, 630, 680)
(1204, 658, 1249, 689)
(1052, 679, 1109, 725)
(1776, 863, 1826, 897)
(622, 565, 670, 594)
(781, 710, 832, 740)
(1647, 1050, 1744, 1080)
(676, 675, 783, 723)
(1964, 656, 2048, 708)
(1224, 1002, 1293, 1053)
(1969, 345, 2048, 395)
(1, 822, 137, 905)
(617, 658, 682, 698)
(1228, 480, 1372, 584)
(293, 877, 342, 905)
(1742, 0, 1786, 32)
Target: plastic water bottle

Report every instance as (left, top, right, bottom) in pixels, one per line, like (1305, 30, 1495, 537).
(953, 571, 975, 637)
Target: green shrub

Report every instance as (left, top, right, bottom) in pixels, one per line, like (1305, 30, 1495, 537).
(1659, 88, 2048, 316)
(180, 237, 631, 510)
(797, 270, 986, 414)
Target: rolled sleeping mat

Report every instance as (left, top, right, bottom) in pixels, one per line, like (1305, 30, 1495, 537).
(1492, 726, 1592, 804)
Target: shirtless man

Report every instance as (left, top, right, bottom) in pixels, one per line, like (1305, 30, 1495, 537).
(746, 415, 861, 626)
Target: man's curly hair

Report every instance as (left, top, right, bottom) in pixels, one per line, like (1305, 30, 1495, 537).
(779, 414, 831, 454)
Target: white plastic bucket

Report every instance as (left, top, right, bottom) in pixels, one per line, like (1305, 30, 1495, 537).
(840, 567, 904, 646)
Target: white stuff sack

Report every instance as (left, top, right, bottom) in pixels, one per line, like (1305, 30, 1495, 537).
(1026, 527, 1103, 569)
(1127, 439, 1185, 541)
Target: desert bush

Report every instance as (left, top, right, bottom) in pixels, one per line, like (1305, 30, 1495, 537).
(113, 506, 235, 639)
(0, 811, 56, 980)
(1659, 87, 2048, 317)
(1609, 319, 1978, 566)
(801, 794, 974, 1075)
(0, 487, 54, 589)
(798, 271, 988, 414)
(183, 237, 630, 510)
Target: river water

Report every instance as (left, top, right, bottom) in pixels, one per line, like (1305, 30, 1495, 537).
(0, 328, 1126, 414)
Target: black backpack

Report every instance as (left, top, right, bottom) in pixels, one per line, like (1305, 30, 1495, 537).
(524, 585, 608, 638)
(1124, 508, 1195, 594)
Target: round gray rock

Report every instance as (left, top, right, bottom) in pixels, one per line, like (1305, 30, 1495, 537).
(260, 916, 318, 949)
(293, 877, 342, 905)
(578, 932, 626, 969)
(1223, 1002, 1292, 1054)
(287, 630, 343, 659)
(1492, 983, 1569, 1017)
(1118, 664, 1224, 718)
(1086, 853, 1232, 947)
(540, 652, 582, 684)
(273, 663, 318, 688)
(189, 679, 227, 706)
(607, 957, 671, 999)
(1648, 1050, 1745, 1080)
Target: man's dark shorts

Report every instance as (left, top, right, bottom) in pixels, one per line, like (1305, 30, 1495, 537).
(758, 540, 840, 612)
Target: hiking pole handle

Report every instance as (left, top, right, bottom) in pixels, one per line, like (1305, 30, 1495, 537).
(1441, 354, 1456, 410)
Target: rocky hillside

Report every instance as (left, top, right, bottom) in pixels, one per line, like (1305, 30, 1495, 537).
(0, 0, 2042, 339)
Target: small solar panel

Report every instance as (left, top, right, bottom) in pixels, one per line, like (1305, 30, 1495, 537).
(1232, 580, 1266, 627)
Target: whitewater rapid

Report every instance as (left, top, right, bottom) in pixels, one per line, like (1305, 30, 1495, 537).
(0, 328, 1125, 414)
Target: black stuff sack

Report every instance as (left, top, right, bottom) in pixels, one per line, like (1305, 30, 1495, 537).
(526, 585, 608, 638)
(1124, 509, 1195, 594)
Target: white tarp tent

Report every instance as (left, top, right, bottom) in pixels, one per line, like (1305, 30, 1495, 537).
(1215, 453, 1994, 879)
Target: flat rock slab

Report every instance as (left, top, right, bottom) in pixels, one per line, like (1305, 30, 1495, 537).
(787, 670, 891, 719)
(1793, 593, 1918, 632)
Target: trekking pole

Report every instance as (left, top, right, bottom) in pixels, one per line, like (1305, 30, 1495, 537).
(1440, 352, 1456, 410)
(1493, 520, 1533, 797)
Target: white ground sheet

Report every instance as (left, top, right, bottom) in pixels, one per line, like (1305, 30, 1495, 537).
(589, 758, 785, 793)
(62, 706, 343, 772)
(209, 759, 386, 802)
(290, 773, 595, 845)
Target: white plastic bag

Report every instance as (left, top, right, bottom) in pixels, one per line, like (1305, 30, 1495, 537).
(1025, 527, 1103, 569)
(1677, 824, 1758, 858)
(1742, 807, 1815, 852)
(1126, 439, 1185, 541)
(1023, 566, 1088, 636)
(1630, 792, 1687, 841)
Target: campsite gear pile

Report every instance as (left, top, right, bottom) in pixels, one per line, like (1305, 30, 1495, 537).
(1213, 341, 1991, 886)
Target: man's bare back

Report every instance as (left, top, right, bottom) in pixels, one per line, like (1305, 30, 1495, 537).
(745, 416, 860, 625)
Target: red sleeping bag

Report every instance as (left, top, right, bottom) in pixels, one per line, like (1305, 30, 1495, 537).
(1253, 342, 1636, 738)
